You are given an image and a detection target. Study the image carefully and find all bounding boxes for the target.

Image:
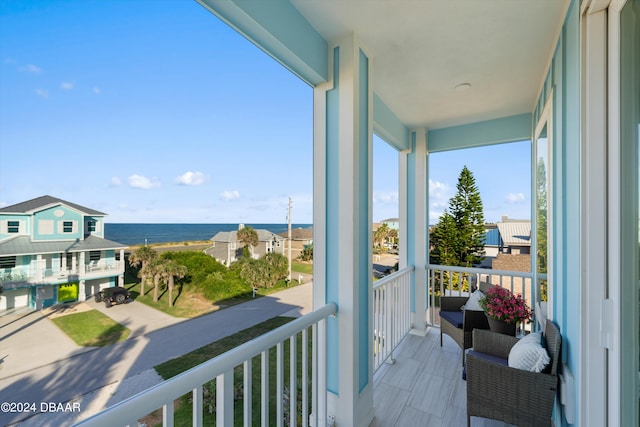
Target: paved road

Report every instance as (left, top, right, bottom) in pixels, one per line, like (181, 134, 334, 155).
(0, 281, 312, 426)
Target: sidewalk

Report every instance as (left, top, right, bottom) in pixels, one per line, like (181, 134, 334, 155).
(1, 280, 313, 426)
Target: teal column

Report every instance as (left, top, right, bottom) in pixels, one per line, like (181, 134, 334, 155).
(313, 35, 374, 427)
(405, 129, 428, 333)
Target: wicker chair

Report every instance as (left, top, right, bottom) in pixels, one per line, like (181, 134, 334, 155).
(439, 281, 491, 365)
(466, 320, 561, 427)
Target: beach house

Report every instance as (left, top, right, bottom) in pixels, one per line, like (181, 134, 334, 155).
(79, 1, 639, 426)
(0, 195, 127, 311)
(206, 225, 286, 265)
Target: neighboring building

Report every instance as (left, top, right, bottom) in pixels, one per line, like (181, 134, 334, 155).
(206, 225, 286, 266)
(279, 227, 313, 260)
(496, 216, 531, 254)
(0, 195, 127, 311)
(380, 218, 399, 230)
(479, 216, 532, 270)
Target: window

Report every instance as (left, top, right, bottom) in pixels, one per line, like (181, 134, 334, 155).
(87, 220, 96, 232)
(63, 221, 73, 233)
(89, 251, 101, 262)
(0, 256, 16, 269)
(7, 221, 19, 233)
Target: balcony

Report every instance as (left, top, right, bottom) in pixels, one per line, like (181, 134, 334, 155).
(75, 266, 531, 426)
(0, 261, 124, 287)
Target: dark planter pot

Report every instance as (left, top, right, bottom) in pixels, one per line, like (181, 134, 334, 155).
(486, 316, 517, 336)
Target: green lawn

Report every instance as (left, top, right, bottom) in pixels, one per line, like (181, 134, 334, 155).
(128, 277, 305, 319)
(126, 282, 219, 319)
(51, 310, 130, 347)
(152, 316, 311, 426)
(291, 261, 312, 275)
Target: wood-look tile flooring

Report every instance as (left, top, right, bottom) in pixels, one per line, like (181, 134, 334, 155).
(371, 327, 515, 427)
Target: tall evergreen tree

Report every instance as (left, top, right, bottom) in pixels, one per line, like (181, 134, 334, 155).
(430, 166, 485, 267)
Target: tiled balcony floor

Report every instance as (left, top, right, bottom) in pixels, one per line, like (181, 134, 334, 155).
(371, 327, 515, 427)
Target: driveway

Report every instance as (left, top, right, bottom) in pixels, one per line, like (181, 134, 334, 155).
(0, 308, 88, 380)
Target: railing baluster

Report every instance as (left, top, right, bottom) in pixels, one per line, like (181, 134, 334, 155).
(290, 335, 297, 427)
(244, 360, 252, 427)
(302, 328, 309, 427)
(192, 385, 202, 427)
(217, 370, 233, 426)
(387, 280, 395, 364)
(277, 342, 284, 426)
(163, 401, 174, 427)
(318, 318, 328, 427)
(261, 350, 269, 427)
(311, 323, 318, 427)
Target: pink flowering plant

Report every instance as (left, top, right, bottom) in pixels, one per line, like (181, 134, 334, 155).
(478, 286, 532, 324)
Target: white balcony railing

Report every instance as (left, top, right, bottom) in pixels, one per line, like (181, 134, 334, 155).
(427, 264, 542, 329)
(75, 302, 337, 427)
(0, 261, 123, 286)
(373, 266, 414, 372)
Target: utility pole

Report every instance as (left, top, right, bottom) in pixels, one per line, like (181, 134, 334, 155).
(287, 197, 292, 281)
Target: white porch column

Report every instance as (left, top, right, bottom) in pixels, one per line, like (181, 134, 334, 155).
(405, 129, 428, 335)
(313, 35, 374, 427)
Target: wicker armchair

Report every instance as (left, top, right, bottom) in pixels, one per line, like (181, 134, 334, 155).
(466, 321, 561, 427)
(439, 281, 491, 365)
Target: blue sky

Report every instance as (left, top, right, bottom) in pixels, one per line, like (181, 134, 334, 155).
(0, 0, 531, 224)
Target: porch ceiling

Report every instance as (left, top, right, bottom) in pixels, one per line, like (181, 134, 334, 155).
(291, 0, 570, 130)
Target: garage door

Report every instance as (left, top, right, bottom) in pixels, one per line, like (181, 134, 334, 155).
(0, 288, 30, 310)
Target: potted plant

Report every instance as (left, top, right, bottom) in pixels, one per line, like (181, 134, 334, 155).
(478, 286, 532, 335)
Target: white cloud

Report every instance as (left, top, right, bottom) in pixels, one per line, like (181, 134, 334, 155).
(35, 89, 48, 99)
(175, 171, 207, 186)
(110, 177, 122, 187)
(505, 192, 525, 203)
(21, 64, 42, 74)
(373, 191, 398, 204)
(128, 174, 160, 190)
(93, 86, 101, 94)
(220, 190, 240, 201)
(61, 82, 74, 90)
(428, 179, 451, 219)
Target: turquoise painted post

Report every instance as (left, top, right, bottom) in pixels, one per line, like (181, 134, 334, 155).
(313, 36, 374, 427)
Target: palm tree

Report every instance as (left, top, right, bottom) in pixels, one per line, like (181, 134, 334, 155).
(128, 246, 158, 296)
(164, 260, 188, 307)
(237, 226, 259, 258)
(373, 223, 389, 248)
(146, 258, 167, 302)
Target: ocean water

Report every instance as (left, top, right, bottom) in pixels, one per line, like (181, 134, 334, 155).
(104, 223, 312, 246)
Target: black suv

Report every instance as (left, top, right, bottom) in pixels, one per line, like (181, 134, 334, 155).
(94, 286, 131, 307)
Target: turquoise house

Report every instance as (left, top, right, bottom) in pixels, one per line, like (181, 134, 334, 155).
(79, 1, 639, 426)
(0, 195, 127, 310)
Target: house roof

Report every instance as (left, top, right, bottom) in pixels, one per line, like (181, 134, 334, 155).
(211, 229, 285, 243)
(496, 221, 531, 247)
(0, 235, 127, 257)
(279, 227, 313, 240)
(0, 195, 106, 216)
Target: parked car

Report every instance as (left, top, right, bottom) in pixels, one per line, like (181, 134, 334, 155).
(94, 286, 131, 307)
